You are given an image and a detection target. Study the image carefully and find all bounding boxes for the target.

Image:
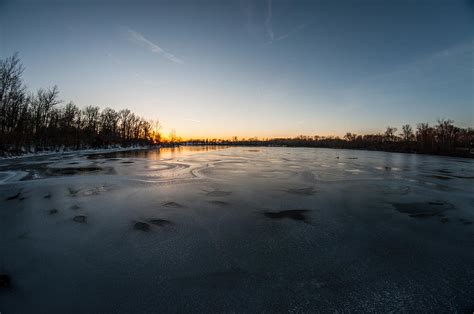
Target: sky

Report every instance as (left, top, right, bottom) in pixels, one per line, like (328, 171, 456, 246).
(1, 0, 473, 139)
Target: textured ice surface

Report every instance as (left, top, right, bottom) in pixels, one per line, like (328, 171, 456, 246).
(0, 146, 473, 312)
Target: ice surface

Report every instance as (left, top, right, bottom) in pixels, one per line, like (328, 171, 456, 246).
(0, 146, 473, 312)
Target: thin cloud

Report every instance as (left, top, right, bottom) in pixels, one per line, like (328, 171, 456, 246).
(265, 0, 274, 42)
(183, 118, 201, 123)
(264, 0, 308, 44)
(424, 41, 472, 63)
(127, 28, 184, 64)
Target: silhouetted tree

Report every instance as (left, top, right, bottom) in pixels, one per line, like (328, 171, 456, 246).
(0, 54, 161, 155)
(401, 124, 414, 142)
(416, 123, 434, 153)
(1, 54, 472, 158)
(384, 126, 398, 142)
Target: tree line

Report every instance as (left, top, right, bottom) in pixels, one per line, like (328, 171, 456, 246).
(1, 54, 472, 158)
(0, 54, 161, 155)
(185, 121, 473, 158)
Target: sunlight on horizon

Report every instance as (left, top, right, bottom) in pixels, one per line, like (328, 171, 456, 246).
(1, 0, 472, 138)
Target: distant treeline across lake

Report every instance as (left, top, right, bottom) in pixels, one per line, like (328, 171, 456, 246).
(184, 121, 473, 158)
(1, 54, 473, 158)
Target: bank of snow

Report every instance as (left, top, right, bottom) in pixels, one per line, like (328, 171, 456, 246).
(0, 145, 153, 160)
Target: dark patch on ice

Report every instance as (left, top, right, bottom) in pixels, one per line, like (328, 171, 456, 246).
(48, 208, 58, 215)
(68, 162, 79, 165)
(70, 204, 80, 210)
(247, 150, 260, 152)
(451, 159, 471, 163)
(264, 209, 310, 222)
(68, 188, 80, 196)
(385, 166, 391, 171)
(205, 190, 232, 197)
(287, 187, 315, 196)
(134, 222, 150, 231)
(0, 273, 11, 289)
(392, 201, 454, 219)
(5, 190, 22, 201)
(121, 161, 134, 164)
(148, 219, 172, 226)
(429, 175, 452, 180)
(19, 197, 26, 201)
(347, 157, 358, 159)
(161, 201, 184, 208)
(44, 192, 51, 199)
(208, 200, 230, 206)
(73, 215, 87, 223)
(437, 169, 452, 174)
(451, 175, 474, 180)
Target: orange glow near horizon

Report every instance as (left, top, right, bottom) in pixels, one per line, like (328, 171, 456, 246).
(159, 128, 353, 141)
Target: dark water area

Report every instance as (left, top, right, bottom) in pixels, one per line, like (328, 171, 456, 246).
(0, 146, 473, 312)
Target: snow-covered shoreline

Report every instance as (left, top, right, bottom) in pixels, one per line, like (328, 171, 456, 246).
(0, 145, 154, 160)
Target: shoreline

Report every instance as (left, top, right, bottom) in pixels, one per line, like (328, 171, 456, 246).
(0, 145, 155, 160)
(1, 144, 473, 160)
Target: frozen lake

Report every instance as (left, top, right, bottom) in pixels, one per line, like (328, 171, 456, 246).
(1, 146, 473, 312)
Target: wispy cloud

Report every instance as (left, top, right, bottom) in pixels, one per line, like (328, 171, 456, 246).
(183, 118, 201, 123)
(264, 0, 307, 44)
(127, 28, 184, 64)
(265, 0, 274, 42)
(424, 41, 472, 63)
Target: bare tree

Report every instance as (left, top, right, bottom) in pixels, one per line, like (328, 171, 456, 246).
(401, 124, 414, 142)
(435, 119, 457, 152)
(0, 53, 26, 145)
(384, 126, 398, 142)
(344, 132, 357, 141)
(169, 129, 177, 143)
